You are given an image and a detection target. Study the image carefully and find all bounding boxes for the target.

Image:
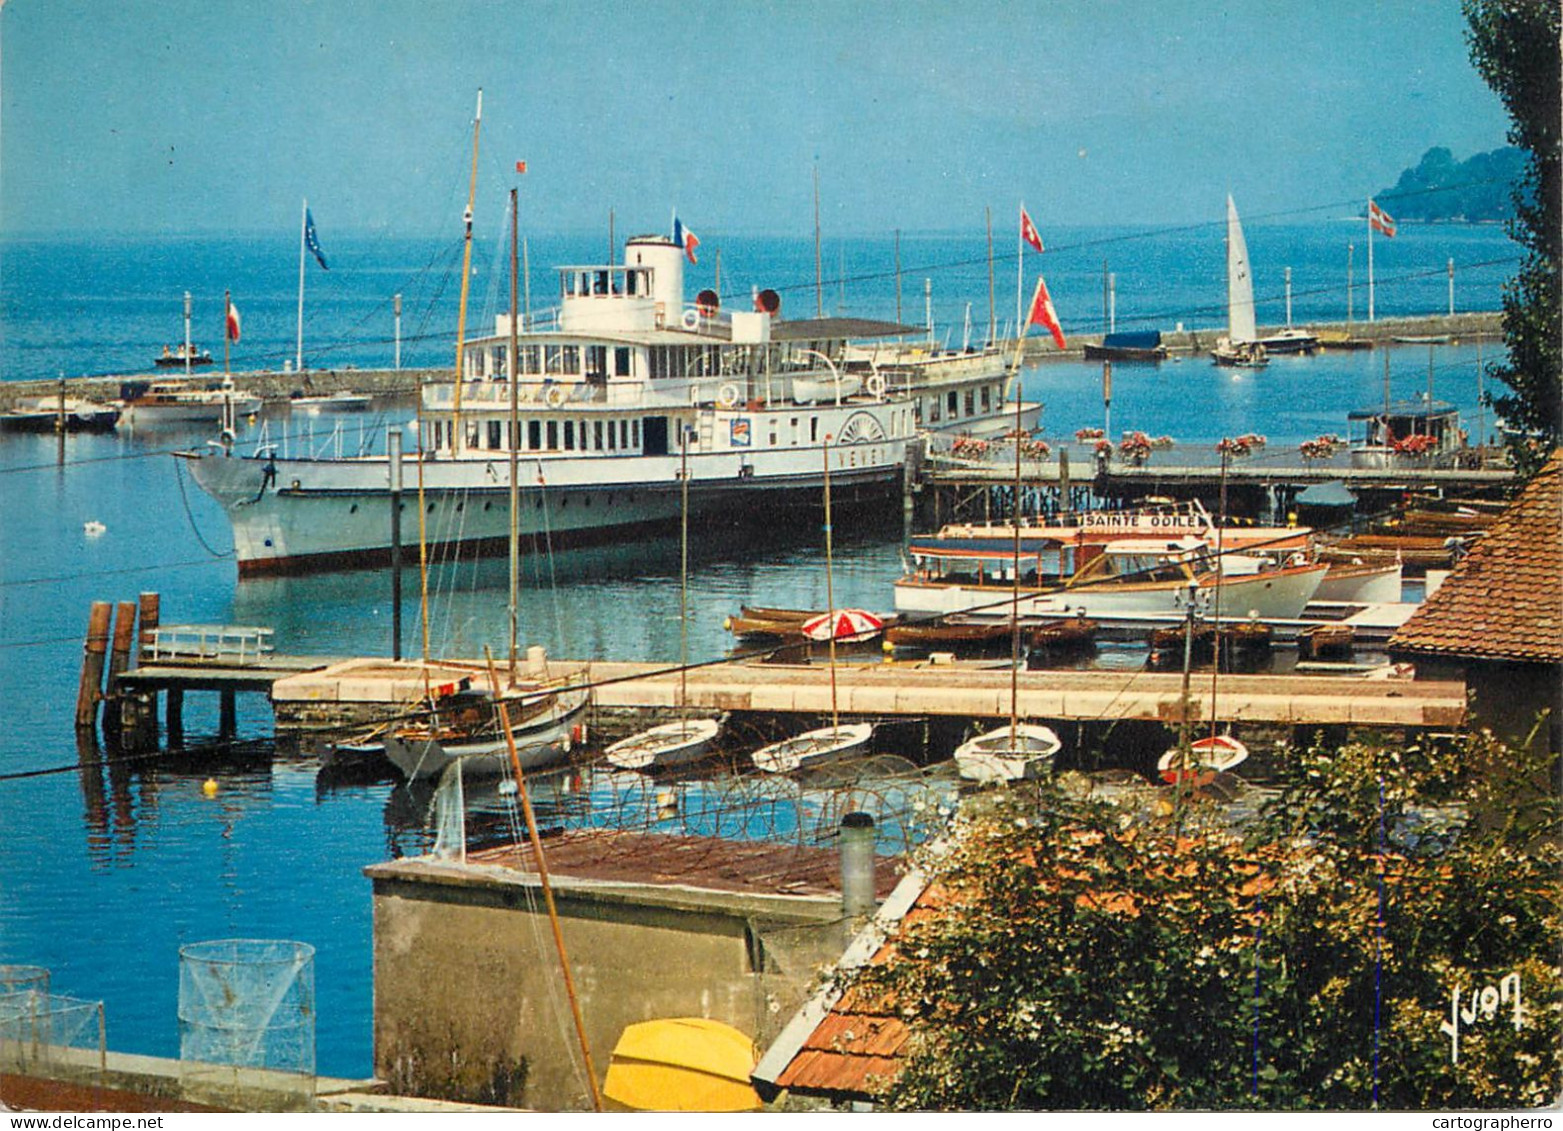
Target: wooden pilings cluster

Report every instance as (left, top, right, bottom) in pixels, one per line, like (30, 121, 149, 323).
(75, 593, 164, 751)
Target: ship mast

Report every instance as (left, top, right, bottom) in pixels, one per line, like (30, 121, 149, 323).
(449, 90, 483, 456)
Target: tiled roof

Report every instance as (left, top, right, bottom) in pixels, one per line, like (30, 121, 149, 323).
(1390, 450, 1563, 663)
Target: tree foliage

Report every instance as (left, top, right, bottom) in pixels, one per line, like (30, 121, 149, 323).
(852, 732, 1561, 1111)
(1463, 0, 1561, 476)
(1378, 146, 1527, 222)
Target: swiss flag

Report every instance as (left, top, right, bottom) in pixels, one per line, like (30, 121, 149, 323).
(1026, 276, 1066, 350)
(1020, 205, 1044, 253)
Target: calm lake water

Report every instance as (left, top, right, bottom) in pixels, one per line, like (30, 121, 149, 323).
(0, 224, 1516, 1078)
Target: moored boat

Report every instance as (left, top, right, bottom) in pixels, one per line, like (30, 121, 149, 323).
(1083, 330, 1168, 362)
(0, 396, 121, 433)
(1210, 196, 1269, 368)
(181, 231, 919, 576)
(752, 722, 874, 774)
(154, 342, 214, 368)
(953, 723, 1062, 784)
(884, 615, 1016, 652)
(124, 377, 261, 425)
(382, 683, 590, 780)
(1297, 623, 1355, 660)
(604, 717, 721, 771)
(290, 390, 372, 413)
(1158, 734, 1249, 785)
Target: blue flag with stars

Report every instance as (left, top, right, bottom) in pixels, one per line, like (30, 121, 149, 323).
(305, 209, 329, 270)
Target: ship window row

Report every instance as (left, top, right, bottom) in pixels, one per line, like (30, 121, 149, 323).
(922, 382, 1000, 425)
(429, 416, 643, 454)
(468, 344, 640, 381)
(561, 266, 652, 299)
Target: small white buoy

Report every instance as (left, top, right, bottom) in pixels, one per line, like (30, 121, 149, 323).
(84, 521, 106, 536)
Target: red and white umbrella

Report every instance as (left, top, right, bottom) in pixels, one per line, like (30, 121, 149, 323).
(801, 608, 884, 642)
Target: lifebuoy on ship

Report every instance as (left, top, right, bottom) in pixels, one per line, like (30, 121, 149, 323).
(717, 383, 740, 409)
(681, 308, 701, 331)
(866, 372, 887, 399)
(545, 385, 566, 407)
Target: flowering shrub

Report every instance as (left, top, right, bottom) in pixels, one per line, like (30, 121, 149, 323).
(1216, 436, 1251, 457)
(1075, 427, 1105, 442)
(1118, 430, 1153, 461)
(1392, 433, 1438, 454)
(1019, 438, 1051, 459)
(1093, 438, 1113, 456)
(950, 435, 991, 459)
(1299, 433, 1344, 460)
(1150, 435, 1176, 451)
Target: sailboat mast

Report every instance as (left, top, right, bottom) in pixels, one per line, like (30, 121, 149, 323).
(449, 90, 483, 456)
(986, 207, 996, 347)
(679, 426, 690, 716)
(823, 434, 838, 730)
(508, 187, 521, 681)
(1010, 383, 1022, 747)
(296, 198, 308, 374)
(813, 165, 823, 319)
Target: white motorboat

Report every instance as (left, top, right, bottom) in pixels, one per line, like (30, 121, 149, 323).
(290, 391, 372, 413)
(124, 377, 262, 425)
(604, 717, 722, 771)
(752, 722, 874, 774)
(0, 396, 120, 433)
(895, 535, 1329, 623)
(953, 723, 1062, 784)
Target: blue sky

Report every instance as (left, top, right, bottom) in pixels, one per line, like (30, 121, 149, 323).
(0, 0, 1511, 238)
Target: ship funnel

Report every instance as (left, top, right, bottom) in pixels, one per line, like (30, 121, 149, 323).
(625, 235, 685, 327)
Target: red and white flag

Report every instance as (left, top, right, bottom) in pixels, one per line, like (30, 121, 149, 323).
(225, 302, 242, 343)
(515, 160, 528, 174)
(1027, 275, 1066, 349)
(1368, 199, 1396, 238)
(1020, 205, 1044, 253)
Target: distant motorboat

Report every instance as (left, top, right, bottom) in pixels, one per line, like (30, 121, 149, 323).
(123, 377, 262, 425)
(953, 723, 1062, 784)
(154, 343, 214, 368)
(1083, 330, 1168, 362)
(0, 396, 120, 433)
(1257, 328, 1320, 355)
(290, 390, 373, 413)
(752, 722, 873, 774)
(604, 717, 721, 771)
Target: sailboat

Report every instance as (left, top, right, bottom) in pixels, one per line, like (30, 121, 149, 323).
(1210, 196, 1268, 368)
(753, 429, 875, 774)
(952, 278, 1063, 785)
(606, 424, 723, 771)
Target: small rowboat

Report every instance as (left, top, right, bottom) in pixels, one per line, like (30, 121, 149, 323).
(724, 612, 808, 641)
(1028, 616, 1098, 651)
(752, 722, 874, 774)
(953, 724, 1062, 784)
(604, 717, 722, 771)
(885, 616, 1016, 651)
(1158, 734, 1250, 785)
(1298, 623, 1355, 660)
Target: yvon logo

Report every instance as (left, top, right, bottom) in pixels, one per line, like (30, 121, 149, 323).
(1439, 971, 1523, 1063)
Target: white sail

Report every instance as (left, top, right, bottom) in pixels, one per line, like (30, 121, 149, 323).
(1226, 195, 1257, 344)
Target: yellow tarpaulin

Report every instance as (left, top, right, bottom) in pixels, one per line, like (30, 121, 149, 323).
(603, 1017, 762, 1112)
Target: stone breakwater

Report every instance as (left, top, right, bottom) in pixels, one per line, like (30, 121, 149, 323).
(0, 367, 436, 411)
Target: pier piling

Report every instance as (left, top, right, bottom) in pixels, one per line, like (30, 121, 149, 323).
(101, 601, 138, 742)
(75, 602, 113, 731)
(167, 688, 185, 748)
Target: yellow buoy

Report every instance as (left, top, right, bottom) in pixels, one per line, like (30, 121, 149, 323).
(202, 779, 218, 797)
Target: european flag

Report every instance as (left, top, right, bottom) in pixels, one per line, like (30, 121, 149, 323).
(305, 209, 329, 270)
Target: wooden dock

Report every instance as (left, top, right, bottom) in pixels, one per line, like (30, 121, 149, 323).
(267, 656, 1464, 730)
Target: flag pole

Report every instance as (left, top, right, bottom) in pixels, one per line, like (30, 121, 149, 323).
(1016, 202, 1024, 345)
(296, 198, 307, 373)
(1367, 200, 1375, 322)
(223, 290, 231, 376)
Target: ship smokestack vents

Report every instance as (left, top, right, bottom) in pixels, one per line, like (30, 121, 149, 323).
(840, 811, 877, 919)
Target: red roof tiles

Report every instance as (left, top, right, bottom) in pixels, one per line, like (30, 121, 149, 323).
(1390, 450, 1563, 663)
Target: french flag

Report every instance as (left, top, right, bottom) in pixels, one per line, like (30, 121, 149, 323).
(673, 216, 699, 264)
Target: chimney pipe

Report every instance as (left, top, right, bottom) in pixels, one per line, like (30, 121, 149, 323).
(840, 811, 877, 919)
